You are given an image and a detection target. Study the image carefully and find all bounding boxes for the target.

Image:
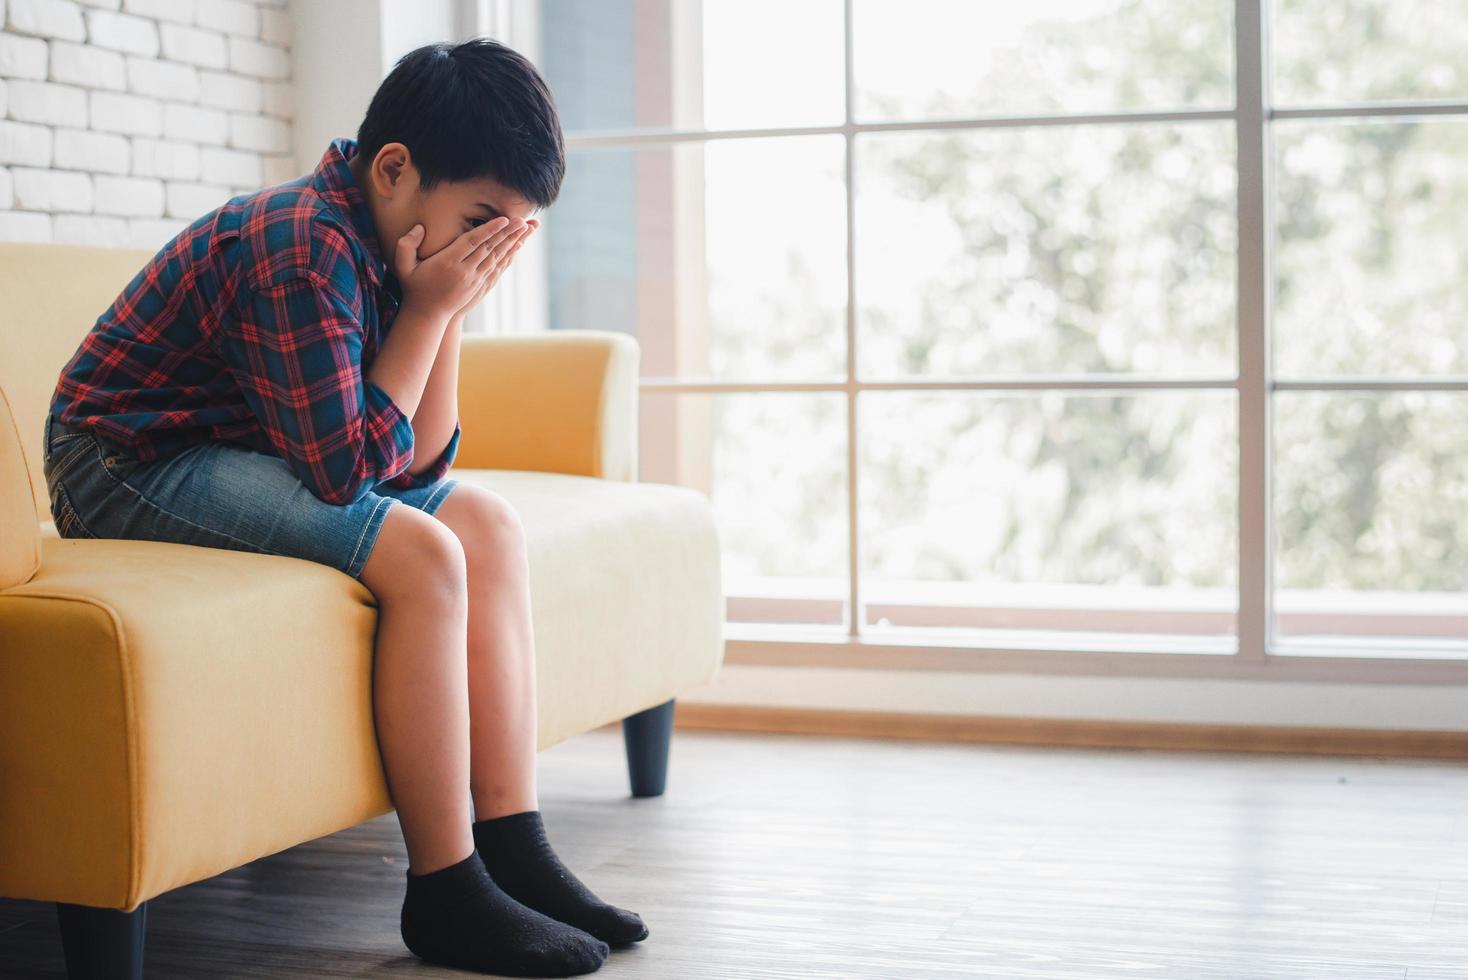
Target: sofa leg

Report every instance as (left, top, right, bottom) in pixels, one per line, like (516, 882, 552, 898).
(622, 697, 676, 798)
(55, 900, 148, 980)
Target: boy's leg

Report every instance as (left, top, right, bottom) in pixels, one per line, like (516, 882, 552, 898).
(429, 483, 539, 821)
(357, 500, 610, 976)
(355, 502, 473, 875)
(429, 482, 649, 947)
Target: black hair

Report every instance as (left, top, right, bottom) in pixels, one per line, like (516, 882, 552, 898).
(355, 37, 564, 211)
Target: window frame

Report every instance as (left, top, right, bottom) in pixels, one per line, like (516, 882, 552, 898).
(547, 0, 1468, 684)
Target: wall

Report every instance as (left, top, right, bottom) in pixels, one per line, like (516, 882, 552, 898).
(0, 0, 296, 251)
(286, 0, 380, 182)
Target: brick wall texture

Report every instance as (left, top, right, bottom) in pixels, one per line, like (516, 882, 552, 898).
(0, 0, 296, 250)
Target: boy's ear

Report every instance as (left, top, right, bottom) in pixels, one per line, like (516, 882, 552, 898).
(370, 142, 416, 199)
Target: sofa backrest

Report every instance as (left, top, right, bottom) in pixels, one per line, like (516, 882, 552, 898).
(0, 242, 158, 533)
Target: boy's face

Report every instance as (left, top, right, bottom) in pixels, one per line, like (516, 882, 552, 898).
(354, 141, 540, 267)
(409, 171, 539, 259)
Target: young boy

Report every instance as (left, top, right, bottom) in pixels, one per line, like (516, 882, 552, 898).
(42, 38, 642, 978)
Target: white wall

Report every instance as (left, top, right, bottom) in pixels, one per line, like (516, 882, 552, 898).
(286, 0, 382, 182)
(0, 0, 296, 251)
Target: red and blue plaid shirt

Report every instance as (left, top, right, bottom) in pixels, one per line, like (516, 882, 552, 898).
(48, 136, 461, 506)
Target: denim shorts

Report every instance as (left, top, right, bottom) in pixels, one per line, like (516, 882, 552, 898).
(40, 410, 460, 581)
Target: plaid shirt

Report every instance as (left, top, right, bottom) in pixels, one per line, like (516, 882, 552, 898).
(48, 136, 461, 506)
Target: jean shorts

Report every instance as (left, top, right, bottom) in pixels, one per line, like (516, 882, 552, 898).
(40, 410, 460, 581)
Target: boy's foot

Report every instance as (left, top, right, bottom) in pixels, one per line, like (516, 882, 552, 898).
(400, 849, 609, 976)
(472, 809, 650, 946)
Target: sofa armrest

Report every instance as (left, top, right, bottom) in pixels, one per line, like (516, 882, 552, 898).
(455, 330, 640, 482)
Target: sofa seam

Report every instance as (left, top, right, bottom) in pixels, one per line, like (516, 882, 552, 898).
(119, 592, 141, 913)
(592, 340, 609, 480)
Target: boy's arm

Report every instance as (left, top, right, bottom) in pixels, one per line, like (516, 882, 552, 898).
(213, 213, 514, 504)
(379, 218, 535, 489)
(379, 308, 462, 489)
(216, 270, 433, 506)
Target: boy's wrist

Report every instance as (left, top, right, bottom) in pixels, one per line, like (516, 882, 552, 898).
(399, 296, 456, 328)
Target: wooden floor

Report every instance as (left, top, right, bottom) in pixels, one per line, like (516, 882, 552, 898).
(3, 725, 1468, 978)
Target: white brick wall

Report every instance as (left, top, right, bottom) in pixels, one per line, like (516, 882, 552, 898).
(157, 21, 222, 67)
(85, 10, 160, 57)
(0, 34, 48, 78)
(12, 165, 92, 210)
(54, 125, 127, 171)
(0, 0, 295, 249)
(51, 40, 125, 89)
(7, 79, 86, 126)
(8, 1, 87, 43)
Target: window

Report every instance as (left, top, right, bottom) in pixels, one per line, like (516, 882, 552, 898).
(531, 0, 1468, 671)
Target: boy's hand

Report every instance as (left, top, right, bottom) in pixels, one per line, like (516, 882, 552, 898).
(452, 218, 536, 318)
(393, 217, 527, 319)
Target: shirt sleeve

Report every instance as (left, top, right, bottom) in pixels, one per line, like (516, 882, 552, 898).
(378, 417, 461, 491)
(216, 270, 421, 505)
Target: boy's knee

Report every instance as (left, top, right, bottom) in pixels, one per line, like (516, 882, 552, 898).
(362, 504, 467, 602)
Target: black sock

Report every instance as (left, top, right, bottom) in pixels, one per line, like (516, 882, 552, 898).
(400, 849, 609, 977)
(472, 809, 649, 946)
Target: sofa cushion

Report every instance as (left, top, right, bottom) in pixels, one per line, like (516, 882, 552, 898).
(456, 469, 725, 727)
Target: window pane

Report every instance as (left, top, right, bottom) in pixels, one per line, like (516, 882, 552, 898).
(860, 392, 1237, 647)
(550, 137, 847, 381)
(1272, 0, 1468, 106)
(640, 392, 849, 629)
(856, 124, 1236, 378)
(1274, 120, 1468, 377)
(853, 0, 1233, 121)
(1273, 392, 1468, 655)
(541, 0, 844, 133)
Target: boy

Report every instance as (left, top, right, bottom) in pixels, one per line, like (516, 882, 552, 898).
(42, 38, 641, 977)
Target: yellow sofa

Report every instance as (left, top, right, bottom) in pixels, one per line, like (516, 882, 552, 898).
(0, 242, 725, 979)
